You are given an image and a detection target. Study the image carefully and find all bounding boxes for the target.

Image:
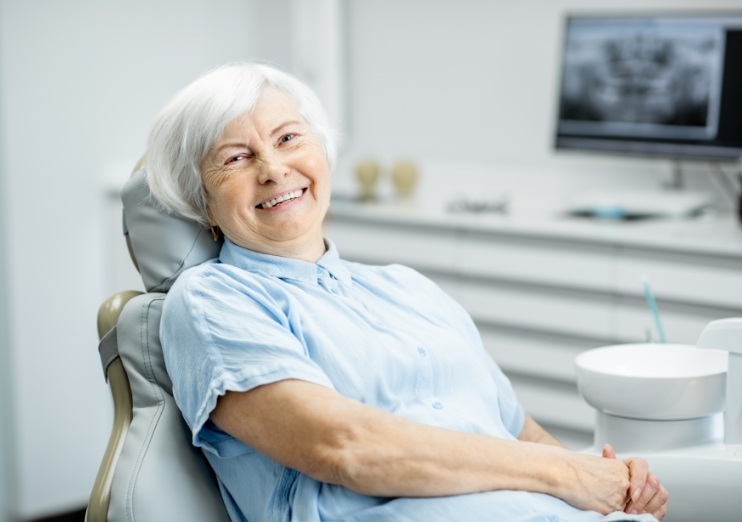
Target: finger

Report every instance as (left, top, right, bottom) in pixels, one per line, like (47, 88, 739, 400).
(653, 502, 668, 521)
(626, 473, 661, 513)
(625, 459, 649, 505)
(602, 444, 617, 459)
(626, 486, 670, 520)
(643, 484, 669, 517)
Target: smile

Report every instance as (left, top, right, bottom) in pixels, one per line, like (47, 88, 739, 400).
(259, 189, 305, 209)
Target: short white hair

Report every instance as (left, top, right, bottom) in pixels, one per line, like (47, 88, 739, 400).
(145, 62, 338, 225)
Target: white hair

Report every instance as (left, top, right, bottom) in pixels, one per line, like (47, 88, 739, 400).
(145, 62, 338, 225)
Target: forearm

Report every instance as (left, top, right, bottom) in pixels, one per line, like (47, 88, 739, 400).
(334, 410, 575, 498)
(212, 379, 628, 513)
(348, 410, 634, 515)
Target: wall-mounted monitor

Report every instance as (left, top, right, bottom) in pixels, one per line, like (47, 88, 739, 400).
(554, 12, 742, 162)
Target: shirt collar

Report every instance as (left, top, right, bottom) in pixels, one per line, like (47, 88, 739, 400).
(218, 238, 352, 287)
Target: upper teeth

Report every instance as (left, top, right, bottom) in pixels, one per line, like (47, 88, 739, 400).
(261, 189, 303, 209)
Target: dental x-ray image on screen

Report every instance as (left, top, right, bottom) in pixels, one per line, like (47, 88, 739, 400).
(555, 13, 742, 160)
(560, 20, 722, 137)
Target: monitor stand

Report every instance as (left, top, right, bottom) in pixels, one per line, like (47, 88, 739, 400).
(566, 163, 714, 219)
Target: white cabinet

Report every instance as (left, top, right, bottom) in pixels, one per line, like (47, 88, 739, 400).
(325, 206, 742, 448)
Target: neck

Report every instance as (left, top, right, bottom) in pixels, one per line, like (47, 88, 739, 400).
(231, 235, 327, 263)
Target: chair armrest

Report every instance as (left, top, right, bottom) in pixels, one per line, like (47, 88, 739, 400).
(86, 291, 143, 522)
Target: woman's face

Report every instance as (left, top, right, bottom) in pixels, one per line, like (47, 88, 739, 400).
(200, 87, 331, 261)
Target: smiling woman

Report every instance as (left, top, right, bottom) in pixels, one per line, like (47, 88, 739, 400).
(198, 87, 331, 262)
(146, 63, 337, 230)
(144, 62, 668, 522)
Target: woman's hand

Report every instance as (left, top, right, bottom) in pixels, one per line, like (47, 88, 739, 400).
(558, 451, 632, 515)
(602, 444, 669, 520)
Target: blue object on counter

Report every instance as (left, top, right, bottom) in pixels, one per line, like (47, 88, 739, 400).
(642, 275, 667, 343)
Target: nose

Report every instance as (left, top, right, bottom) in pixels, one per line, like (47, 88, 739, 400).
(256, 151, 289, 185)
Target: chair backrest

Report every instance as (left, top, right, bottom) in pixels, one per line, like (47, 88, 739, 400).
(87, 167, 229, 522)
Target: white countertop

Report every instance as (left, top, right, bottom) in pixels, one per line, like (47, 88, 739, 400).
(327, 196, 742, 259)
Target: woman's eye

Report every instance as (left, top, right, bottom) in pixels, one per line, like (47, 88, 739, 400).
(226, 154, 248, 164)
(280, 133, 296, 144)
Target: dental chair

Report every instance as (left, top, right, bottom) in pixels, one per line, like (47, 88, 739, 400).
(87, 166, 230, 522)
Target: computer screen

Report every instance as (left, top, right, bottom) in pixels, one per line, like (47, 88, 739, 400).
(555, 12, 742, 161)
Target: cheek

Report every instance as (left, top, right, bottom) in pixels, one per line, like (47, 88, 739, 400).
(299, 139, 330, 174)
(312, 170, 332, 206)
(304, 152, 331, 187)
(207, 183, 253, 222)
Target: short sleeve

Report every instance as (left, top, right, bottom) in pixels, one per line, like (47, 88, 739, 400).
(161, 263, 335, 455)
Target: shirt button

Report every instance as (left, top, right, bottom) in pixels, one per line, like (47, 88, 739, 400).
(432, 402, 443, 410)
(417, 347, 427, 357)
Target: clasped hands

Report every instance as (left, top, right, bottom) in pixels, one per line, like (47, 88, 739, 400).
(602, 444, 669, 520)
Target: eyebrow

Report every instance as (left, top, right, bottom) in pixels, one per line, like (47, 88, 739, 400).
(210, 119, 306, 156)
(270, 119, 304, 137)
(211, 141, 247, 157)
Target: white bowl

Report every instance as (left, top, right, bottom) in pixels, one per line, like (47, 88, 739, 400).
(575, 343, 727, 420)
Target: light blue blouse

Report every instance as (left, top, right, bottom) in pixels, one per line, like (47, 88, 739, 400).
(161, 238, 655, 522)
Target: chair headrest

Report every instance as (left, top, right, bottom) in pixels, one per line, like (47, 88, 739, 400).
(122, 168, 222, 292)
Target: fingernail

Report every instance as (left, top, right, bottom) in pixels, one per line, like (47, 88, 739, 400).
(632, 488, 641, 501)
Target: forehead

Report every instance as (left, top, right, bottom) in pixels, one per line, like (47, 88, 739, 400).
(221, 87, 303, 136)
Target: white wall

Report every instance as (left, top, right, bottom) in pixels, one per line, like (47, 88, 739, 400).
(0, 0, 267, 519)
(0, 53, 13, 522)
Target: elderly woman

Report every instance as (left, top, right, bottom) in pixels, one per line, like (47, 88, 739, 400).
(146, 62, 668, 522)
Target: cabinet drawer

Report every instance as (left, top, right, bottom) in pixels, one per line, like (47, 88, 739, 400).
(425, 273, 467, 307)
(616, 248, 742, 309)
(325, 220, 456, 272)
(462, 280, 614, 339)
(510, 377, 595, 433)
(614, 299, 735, 345)
(479, 327, 600, 383)
(460, 233, 615, 292)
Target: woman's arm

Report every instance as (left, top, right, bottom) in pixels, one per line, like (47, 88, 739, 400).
(211, 378, 639, 515)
